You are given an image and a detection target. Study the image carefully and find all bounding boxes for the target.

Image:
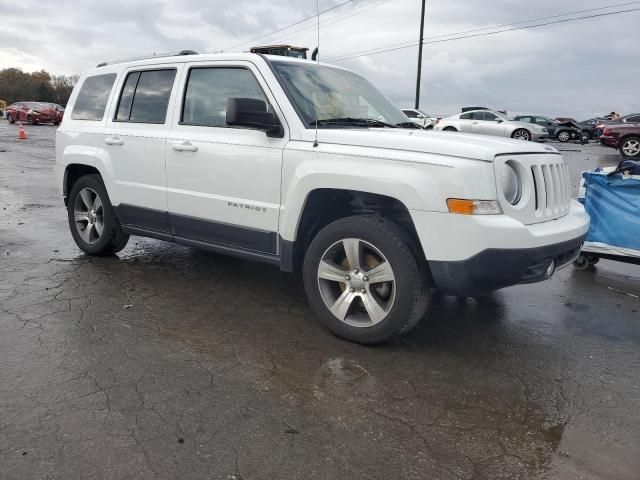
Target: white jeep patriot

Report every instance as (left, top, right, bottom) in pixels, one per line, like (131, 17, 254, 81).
(55, 51, 589, 344)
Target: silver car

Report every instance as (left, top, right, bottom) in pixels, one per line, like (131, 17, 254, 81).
(434, 110, 548, 141)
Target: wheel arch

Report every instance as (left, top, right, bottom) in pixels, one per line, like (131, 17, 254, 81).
(280, 188, 426, 273)
(63, 163, 104, 205)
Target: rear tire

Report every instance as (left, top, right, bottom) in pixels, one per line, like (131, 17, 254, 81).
(512, 128, 531, 141)
(67, 174, 129, 256)
(556, 130, 571, 142)
(620, 136, 640, 159)
(27, 115, 34, 125)
(443, 126, 457, 132)
(303, 216, 429, 345)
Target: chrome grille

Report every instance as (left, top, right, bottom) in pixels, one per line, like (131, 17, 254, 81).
(530, 161, 571, 218)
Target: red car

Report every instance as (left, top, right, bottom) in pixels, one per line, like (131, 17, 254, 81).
(600, 124, 640, 159)
(5, 102, 64, 125)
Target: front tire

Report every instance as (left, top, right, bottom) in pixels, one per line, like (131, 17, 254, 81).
(26, 115, 34, 125)
(67, 174, 129, 255)
(443, 126, 457, 132)
(7, 114, 15, 124)
(303, 216, 429, 345)
(512, 128, 531, 141)
(620, 136, 640, 158)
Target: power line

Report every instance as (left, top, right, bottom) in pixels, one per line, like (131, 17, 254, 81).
(326, 4, 640, 62)
(221, 0, 359, 52)
(268, 0, 390, 45)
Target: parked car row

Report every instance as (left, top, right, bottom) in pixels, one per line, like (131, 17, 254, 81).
(4, 102, 65, 125)
(433, 110, 549, 142)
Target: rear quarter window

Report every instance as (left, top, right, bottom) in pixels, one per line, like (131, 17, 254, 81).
(71, 73, 117, 121)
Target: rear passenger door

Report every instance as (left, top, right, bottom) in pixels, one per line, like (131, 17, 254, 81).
(165, 61, 287, 255)
(103, 65, 182, 232)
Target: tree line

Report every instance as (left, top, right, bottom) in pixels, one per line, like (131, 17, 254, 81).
(0, 68, 79, 106)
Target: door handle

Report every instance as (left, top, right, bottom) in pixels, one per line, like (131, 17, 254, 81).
(104, 136, 124, 146)
(472, 122, 479, 125)
(172, 141, 198, 152)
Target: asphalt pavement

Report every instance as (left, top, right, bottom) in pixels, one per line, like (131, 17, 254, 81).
(1, 121, 638, 479)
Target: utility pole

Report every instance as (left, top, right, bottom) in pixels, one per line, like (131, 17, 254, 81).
(414, 0, 426, 109)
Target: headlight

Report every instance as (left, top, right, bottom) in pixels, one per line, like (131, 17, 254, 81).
(501, 162, 521, 205)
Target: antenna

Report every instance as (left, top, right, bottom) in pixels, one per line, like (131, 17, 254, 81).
(313, 0, 320, 148)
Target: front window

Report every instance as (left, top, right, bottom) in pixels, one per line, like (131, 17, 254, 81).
(272, 61, 407, 127)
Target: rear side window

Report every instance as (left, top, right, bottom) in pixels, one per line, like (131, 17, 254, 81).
(181, 67, 267, 127)
(71, 73, 117, 121)
(115, 69, 176, 124)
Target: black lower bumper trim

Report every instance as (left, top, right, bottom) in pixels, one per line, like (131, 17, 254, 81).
(428, 235, 587, 296)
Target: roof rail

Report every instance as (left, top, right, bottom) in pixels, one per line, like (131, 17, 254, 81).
(96, 50, 199, 68)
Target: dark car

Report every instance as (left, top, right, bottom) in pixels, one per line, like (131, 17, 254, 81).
(5, 102, 63, 125)
(514, 115, 582, 142)
(600, 124, 640, 158)
(576, 117, 609, 139)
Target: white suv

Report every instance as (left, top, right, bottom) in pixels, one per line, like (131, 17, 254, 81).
(55, 51, 589, 344)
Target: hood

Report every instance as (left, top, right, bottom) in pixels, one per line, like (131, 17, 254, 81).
(309, 128, 557, 162)
(607, 123, 640, 132)
(31, 107, 57, 115)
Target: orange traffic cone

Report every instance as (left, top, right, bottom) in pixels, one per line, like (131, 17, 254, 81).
(18, 122, 27, 140)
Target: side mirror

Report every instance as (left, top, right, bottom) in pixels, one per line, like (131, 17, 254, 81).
(226, 98, 284, 138)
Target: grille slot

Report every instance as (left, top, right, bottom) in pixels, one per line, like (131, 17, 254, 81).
(531, 161, 570, 218)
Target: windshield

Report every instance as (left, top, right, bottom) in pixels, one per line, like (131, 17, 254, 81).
(272, 61, 407, 128)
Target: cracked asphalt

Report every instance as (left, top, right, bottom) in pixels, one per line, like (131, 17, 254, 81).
(1, 121, 639, 480)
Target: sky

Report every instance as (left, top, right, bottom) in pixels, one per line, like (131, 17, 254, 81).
(1, 0, 639, 119)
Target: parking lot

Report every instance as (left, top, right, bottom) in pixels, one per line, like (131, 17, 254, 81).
(1, 121, 638, 479)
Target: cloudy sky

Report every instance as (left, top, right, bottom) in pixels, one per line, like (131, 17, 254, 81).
(1, 0, 639, 119)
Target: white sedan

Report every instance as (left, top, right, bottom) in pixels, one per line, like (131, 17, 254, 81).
(434, 110, 549, 141)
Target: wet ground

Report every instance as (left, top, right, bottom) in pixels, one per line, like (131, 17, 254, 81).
(1, 121, 638, 479)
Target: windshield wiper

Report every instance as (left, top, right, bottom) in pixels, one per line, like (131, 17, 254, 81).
(395, 122, 423, 129)
(309, 117, 397, 128)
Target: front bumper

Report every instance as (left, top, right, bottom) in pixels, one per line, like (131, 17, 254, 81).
(411, 202, 590, 295)
(428, 235, 585, 295)
(531, 132, 548, 141)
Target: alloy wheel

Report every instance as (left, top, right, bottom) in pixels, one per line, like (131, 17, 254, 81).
(317, 238, 396, 327)
(513, 129, 530, 141)
(622, 139, 640, 157)
(557, 131, 570, 142)
(73, 187, 104, 245)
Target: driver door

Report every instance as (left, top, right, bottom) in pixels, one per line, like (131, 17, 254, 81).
(472, 111, 506, 137)
(165, 62, 287, 254)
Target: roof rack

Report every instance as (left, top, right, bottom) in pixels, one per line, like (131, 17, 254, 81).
(96, 50, 199, 68)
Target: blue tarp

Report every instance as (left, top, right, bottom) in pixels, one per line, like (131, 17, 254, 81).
(581, 171, 640, 251)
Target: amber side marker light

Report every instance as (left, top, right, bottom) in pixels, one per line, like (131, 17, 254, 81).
(447, 199, 501, 215)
